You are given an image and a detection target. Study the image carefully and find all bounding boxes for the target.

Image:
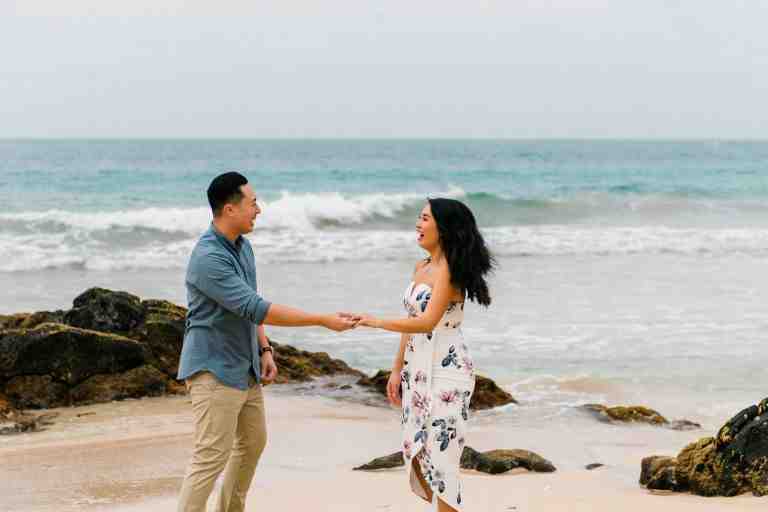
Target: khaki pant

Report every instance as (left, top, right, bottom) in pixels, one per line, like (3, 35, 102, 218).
(177, 372, 267, 512)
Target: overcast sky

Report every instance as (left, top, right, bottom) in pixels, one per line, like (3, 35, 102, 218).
(1, 1, 767, 138)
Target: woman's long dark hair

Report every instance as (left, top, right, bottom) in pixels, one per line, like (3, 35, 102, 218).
(428, 198, 496, 307)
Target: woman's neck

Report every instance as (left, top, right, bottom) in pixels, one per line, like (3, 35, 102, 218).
(427, 247, 443, 263)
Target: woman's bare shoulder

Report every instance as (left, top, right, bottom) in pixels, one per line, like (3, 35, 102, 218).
(413, 257, 431, 273)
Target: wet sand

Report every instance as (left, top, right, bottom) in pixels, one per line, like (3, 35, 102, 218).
(1, 392, 765, 512)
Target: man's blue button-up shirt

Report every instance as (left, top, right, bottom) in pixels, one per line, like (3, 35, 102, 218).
(177, 224, 271, 390)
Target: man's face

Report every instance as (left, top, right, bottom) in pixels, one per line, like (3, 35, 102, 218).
(227, 183, 261, 235)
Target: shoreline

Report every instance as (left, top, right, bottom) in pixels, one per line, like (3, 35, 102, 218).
(2, 392, 765, 512)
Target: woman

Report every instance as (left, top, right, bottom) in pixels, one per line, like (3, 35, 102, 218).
(357, 198, 495, 511)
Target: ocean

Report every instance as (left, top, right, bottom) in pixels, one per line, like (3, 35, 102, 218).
(1, 139, 766, 430)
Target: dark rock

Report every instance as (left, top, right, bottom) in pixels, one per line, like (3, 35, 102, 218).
(0, 392, 13, 416)
(64, 288, 145, 333)
(585, 463, 605, 470)
(354, 451, 405, 470)
(166, 379, 188, 395)
(129, 299, 187, 376)
(4, 375, 69, 409)
(357, 370, 517, 410)
(70, 365, 169, 404)
(0, 288, 426, 414)
(640, 397, 768, 497)
(0, 314, 23, 330)
(581, 404, 667, 425)
(271, 341, 366, 383)
(0, 323, 147, 386)
(460, 446, 556, 474)
(716, 398, 768, 449)
(355, 447, 556, 474)
(581, 404, 701, 430)
(471, 375, 518, 410)
(0, 391, 58, 435)
(0, 311, 65, 330)
(356, 370, 390, 395)
(640, 456, 677, 486)
(667, 419, 703, 431)
(0, 411, 58, 435)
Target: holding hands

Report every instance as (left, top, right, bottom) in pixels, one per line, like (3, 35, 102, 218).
(323, 312, 362, 331)
(352, 314, 380, 328)
(328, 312, 386, 330)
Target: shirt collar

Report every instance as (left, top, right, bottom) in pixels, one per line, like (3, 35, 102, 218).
(209, 223, 243, 252)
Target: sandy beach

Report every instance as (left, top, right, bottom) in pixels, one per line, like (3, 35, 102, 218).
(1, 390, 764, 512)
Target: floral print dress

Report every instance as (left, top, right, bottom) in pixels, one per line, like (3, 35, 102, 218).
(400, 281, 475, 510)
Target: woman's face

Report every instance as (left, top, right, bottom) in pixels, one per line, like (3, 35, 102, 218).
(416, 203, 439, 250)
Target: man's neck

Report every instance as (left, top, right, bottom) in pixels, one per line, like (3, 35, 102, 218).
(212, 219, 241, 244)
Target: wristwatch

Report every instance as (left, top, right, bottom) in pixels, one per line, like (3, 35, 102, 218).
(259, 345, 274, 356)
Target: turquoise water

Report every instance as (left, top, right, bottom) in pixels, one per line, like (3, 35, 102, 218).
(1, 140, 767, 424)
(2, 139, 768, 211)
(1, 140, 768, 272)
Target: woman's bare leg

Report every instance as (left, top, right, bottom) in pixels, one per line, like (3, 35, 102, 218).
(411, 457, 433, 503)
(437, 497, 458, 512)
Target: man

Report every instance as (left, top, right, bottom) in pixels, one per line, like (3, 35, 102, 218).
(177, 172, 357, 512)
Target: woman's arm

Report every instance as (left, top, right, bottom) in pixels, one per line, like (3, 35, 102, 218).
(361, 263, 454, 334)
(392, 333, 408, 371)
(386, 333, 409, 406)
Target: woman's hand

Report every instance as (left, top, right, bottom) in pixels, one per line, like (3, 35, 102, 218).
(357, 314, 381, 328)
(386, 368, 402, 407)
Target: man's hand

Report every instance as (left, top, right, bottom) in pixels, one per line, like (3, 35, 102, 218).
(386, 368, 402, 407)
(322, 312, 360, 332)
(260, 352, 278, 384)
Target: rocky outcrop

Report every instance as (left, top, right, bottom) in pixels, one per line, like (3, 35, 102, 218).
(0, 288, 373, 414)
(356, 370, 517, 410)
(640, 397, 768, 497)
(355, 370, 390, 395)
(354, 451, 405, 471)
(70, 365, 170, 404)
(471, 375, 518, 410)
(64, 288, 146, 333)
(354, 446, 556, 474)
(0, 311, 65, 330)
(580, 404, 701, 430)
(640, 455, 680, 490)
(0, 391, 57, 436)
(0, 323, 148, 386)
(0, 287, 520, 436)
(4, 374, 70, 409)
(271, 341, 366, 383)
(460, 447, 557, 474)
(130, 300, 187, 376)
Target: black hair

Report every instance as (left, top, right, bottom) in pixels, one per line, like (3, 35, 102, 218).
(428, 198, 496, 307)
(207, 172, 248, 215)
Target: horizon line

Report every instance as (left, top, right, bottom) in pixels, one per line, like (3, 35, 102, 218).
(2, 137, 768, 142)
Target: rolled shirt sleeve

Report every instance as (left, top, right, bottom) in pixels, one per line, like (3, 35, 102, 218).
(191, 251, 271, 325)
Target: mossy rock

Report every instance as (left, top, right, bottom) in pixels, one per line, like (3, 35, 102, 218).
(0, 323, 147, 386)
(271, 341, 366, 383)
(357, 370, 517, 410)
(355, 446, 556, 474)
(640, 397, 768, 497)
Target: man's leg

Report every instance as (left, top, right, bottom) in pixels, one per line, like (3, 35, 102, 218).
(215, 381, 267, 512)
(177, 372, 246, 512)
